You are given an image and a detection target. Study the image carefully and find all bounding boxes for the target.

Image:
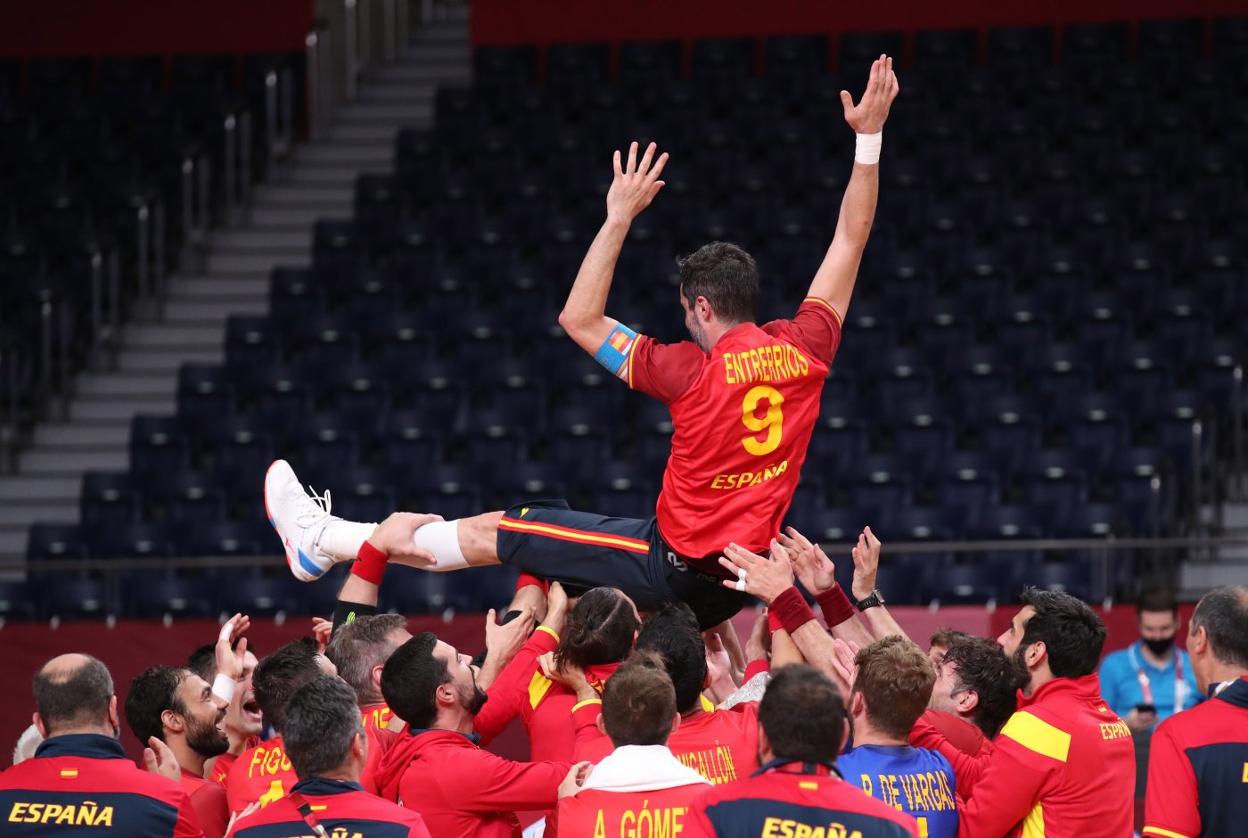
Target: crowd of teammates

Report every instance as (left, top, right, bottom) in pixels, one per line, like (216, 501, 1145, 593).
(3, 512, 1246, 837)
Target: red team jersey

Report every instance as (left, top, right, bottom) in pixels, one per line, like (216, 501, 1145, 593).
(628, 298, 841, 563)
(572, 698, 761, 785)
(226, 736, 298, 814)
(554, 783, 707, 837)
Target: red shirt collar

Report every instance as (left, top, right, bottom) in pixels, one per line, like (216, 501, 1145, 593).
(1016, 673, 1103, 709)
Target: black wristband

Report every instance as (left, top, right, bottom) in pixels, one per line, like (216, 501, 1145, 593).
(332, 600, 378, 633)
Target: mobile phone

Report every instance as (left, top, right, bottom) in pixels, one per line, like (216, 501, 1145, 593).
(1134, 703, 1156, 715)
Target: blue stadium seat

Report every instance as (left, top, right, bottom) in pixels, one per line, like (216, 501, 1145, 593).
(130, 414, 191, 476)
(986, 25, 1052, 66)
(838, 31, 903, 72)
(80, 471, 141, 528)
(0, 580, 38, 620)
(42, 576, 112, 620)
(180, 520, 270, 557)
(27, 524, 88, 561)
(128, 575, 217, 618)
(217, 573, 306, 616)
(176, 365, 233, 432)
(92, 522, 177, 560)
(545, 43, 610, 84)
(585, 461, 657, 520)
(764, 35, 828, 78)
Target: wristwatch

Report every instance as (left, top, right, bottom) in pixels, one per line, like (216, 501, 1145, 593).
(855, 589, 886, 611)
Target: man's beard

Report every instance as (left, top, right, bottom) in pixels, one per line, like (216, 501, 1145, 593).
(186, 714, 230, 759)
(1011, 645, 1033, 692)
(460, 684, 488, 716)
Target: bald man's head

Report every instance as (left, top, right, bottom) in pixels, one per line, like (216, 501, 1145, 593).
(33, 654, 116, 738)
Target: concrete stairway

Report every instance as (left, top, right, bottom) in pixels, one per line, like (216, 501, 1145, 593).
(0, 9, 469, 565)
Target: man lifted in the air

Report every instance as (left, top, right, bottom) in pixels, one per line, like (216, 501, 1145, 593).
(265, 57, 899, 628)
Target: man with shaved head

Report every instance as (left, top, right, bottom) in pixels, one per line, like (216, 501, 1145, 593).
(0, 653, 205, 836)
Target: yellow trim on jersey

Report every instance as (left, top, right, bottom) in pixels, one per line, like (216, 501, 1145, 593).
(1143, 827, 1195, 838)
(699, 694, 716, 712)
(528, 671, 554, 710)
(802, 296, 844, 327)
(1001, 711, 1072, 763)
(572, 698, 604, 713)
(1021, 802, 1045, 837)
(536, 624, 561, 643)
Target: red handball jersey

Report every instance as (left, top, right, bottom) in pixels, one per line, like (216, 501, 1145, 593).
(361, 702, 401, 734)
(1144, 676, 1248, 838)
(572, 698, 761, 785)
(227, 777, 430, 838)
(225, 736, 297, 815)
(208, 737, 259, 787)
(181, 769, 230, 838)
(628, 299, 841, 564)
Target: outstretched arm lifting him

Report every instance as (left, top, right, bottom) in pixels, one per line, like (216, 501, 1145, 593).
(558, 141, 668, 376)
(805, 55, 899, 321)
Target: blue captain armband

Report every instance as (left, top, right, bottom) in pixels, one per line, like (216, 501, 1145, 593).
(593, 322, 640, 377)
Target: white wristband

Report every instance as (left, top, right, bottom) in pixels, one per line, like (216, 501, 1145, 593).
(212, 673, 236, 704)
(855, 132, 882, 165)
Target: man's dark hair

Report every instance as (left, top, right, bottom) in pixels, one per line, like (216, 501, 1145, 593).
(601, 651, 677, 748)
(1018, 587, 1106, 678)
(187, 638, 257, 682)
(33, 655, 114, 736)
(253, 638, 322, 734)
(853, 637, 935, 739)
(381, 632, 449, 730)
(554, 587, 639, 671)
(1137, 589, 1178, 616)
(942, 636, 1024, 738)
(677, 241, 760, 324)
(326, 614, 409, 704)
(636, 603, 707, 714)
(929, 628, 974, 651)
(1191, 586, 1248, 669)
(124, 666, 190, 746)
(284, 675, 363, 781)
(758, 665, 846, 763)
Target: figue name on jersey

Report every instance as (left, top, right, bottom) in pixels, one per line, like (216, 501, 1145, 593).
(248, 744, 293, 777)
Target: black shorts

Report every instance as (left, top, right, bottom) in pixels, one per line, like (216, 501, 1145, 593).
(496, 499, 750, 628)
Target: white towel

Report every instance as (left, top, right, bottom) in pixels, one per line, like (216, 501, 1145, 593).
(581, 745, 711, 793)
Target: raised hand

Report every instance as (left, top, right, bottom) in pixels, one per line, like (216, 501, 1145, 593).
(311, 617, 333, 654)
(606, 141, 668, 225)
(537, 651, 598, 703)
(840, 55, 900, 135)
(367, 512, 445, 566)
(718, 540, 796, 605)
(143, 736, 182, 783)
(850, 526, 882, 601)
(544, 581, 569, 635)
(485, 607, 534, 662)
(745, 607, 771, 662)
(778, 526, 837, 595)
(215, 613, 251, 681)
(827, 638, 861, 696)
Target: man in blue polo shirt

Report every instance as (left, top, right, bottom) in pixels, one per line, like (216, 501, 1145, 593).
(1099, 589, 1202, 733)
(839, 637, 958, 838)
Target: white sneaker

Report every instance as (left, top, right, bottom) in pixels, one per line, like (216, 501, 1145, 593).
(264, 459, 343, 582)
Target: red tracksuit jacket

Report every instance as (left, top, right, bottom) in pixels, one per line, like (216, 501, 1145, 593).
(474, 625, 621, 763)
(227, 777, 430, 837)
(912, 674, 1135, 837)
(0, 733, 204, 837)
(373, 728, 569, 838)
